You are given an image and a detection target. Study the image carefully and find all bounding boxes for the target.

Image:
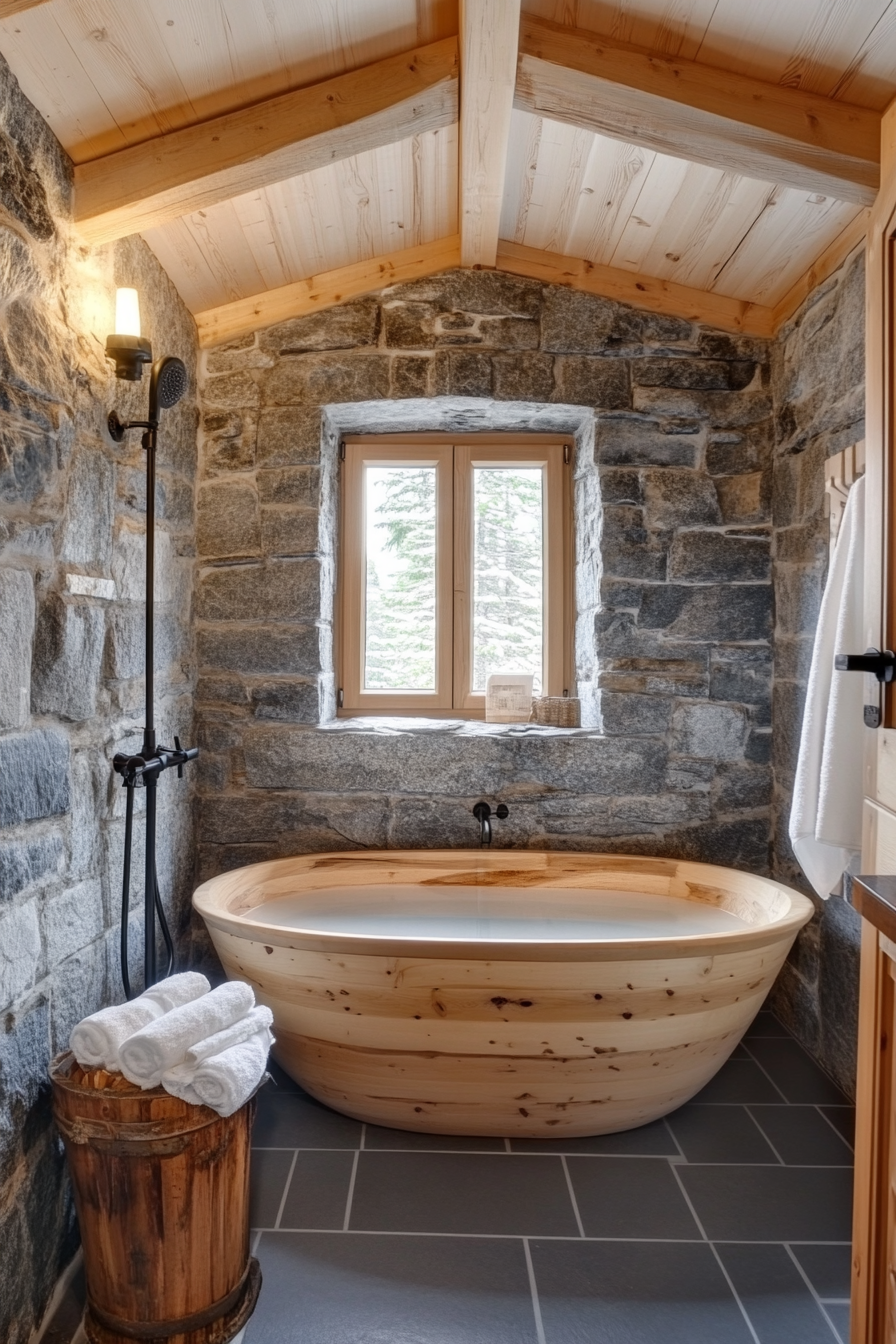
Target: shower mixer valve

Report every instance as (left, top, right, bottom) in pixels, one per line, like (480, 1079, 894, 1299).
(113, 735, 198, 789)
(473, 801, 509, 847)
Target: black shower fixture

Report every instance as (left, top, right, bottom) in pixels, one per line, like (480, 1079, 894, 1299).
(106, 290, 197, 997)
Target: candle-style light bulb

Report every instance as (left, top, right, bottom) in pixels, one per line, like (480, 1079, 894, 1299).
(115, 287, 141, 337)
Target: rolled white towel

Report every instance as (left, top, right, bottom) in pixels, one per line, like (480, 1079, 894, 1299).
(163, 1026, 273, 1114)
(69, 972, 211, 1070)
(119, 981, 255, 1089)
(182, 1005, 274, 1068)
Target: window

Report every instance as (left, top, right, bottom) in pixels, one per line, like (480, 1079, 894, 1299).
(338, 435, 571, 716)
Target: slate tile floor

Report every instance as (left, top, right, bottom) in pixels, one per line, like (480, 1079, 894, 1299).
(56, 1010, 854, 1344)
(235, 1011, 854, 1344)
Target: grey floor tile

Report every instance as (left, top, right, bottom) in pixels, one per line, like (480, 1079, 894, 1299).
(349, 1151, 579, 1236)
(266, 1058, 303, 1092)
(666, 1105, 778, 1164)
(364, 1124, 505, 1152)
(746, 1011, 792, 1039)
(790, 1244, 852, 1301)
(819, 1107, 855, 1148)
(715, 1243, 841, 1343)
(530, 1238, 754, 1344)
(250, 1149, 295, 1229)
(245, 1232, 539, 1344)
(278, 1151, 356, 1230)
(567, 1157, 700, 1239)
(253, 1089, 363, 1149)
(689, 1057, 786, 1104)
(822, 1302, 850, 1343)
(510, 1119, 677, 1156)
(745, 1040, 850, 1105)
(678, 1166, 854, 1241)
(748, 1107, 854, 1166)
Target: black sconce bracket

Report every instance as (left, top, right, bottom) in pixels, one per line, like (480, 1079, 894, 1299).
(105, 333, 153, 382)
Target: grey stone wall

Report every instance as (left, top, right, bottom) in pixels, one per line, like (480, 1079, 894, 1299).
(195, 274, 774, 895)
(0, 55, 199, 1344)
(768, 247, 866, 1097)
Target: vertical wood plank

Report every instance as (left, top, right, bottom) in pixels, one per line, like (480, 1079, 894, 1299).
(459, 0, 521, 266)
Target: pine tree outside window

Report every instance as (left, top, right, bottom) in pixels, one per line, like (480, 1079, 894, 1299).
(339, 436, 571, 716)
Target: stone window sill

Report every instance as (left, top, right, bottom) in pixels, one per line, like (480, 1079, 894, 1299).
(315, 716, 594, 738)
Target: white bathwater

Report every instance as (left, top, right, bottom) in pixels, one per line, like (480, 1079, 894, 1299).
(248, 884, 749, 942)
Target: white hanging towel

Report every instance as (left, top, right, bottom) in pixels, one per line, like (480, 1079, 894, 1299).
(789, 474, 865, 898)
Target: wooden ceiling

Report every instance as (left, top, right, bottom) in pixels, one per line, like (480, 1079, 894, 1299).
(0, 0, 892, 345)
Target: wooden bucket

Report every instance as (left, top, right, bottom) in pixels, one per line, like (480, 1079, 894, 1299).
(50, 1052, 261, 1344)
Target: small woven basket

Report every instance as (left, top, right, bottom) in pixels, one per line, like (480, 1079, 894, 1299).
(530, 696, 581, 728)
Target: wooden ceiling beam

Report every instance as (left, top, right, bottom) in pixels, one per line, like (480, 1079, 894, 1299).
(516, 15, 880, 207)
(195, 235, 462, 348)
(73, 37, 458, 246)
(495, 241, 776, 338)
(0, 1, 51, 16)
(459, 0, 521, 267)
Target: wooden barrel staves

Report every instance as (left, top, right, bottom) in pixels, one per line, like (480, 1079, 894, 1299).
(50, 1052, 261, 1344)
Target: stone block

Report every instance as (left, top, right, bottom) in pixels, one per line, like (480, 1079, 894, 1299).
(203, 410, 243, 437)
(257, 466, 319, 506)
(387, 268, 543, 317)
(712, 764, 772, 812)
(643, 469, 721, 527)
(258, 298, 380, 353)
(196, 480, 261, 560)
(0, 900, 40, 1007)
(50, 936, 109, 1055)
(772, 680, 806, 780)
(381, 301, 439, 348)
(665, 818, 769, 870)
(197, 623, 323, 675)
(671, 702, 749, 760)
(492, 352, 554, 401)
(774, 635, 813, 682)
(614, 792, 711, 826)
(775, 565, 824, 637)
(610, 308, 694, 347)
(706, 433, 761, 476)
(478, 317, 539, 349)
(40, 878, 104, 970)
(59, 447, 113, 569)
(255, 406, 321, 466)
(715, 472, 767, 523)
(196, 674, 248, 706)
(599, 507, 668, 581)
(774, 521, 827, 566)
(745, 729, 772, 765)
(204, 337, 272, 375)
(598, 468, 642, 505)
(632, 358, 755, 391)
(435, 350, 494, 396)
(0, 384, 60, 507)
(0, 568, 34, 729)
(668, 529, 770, 582)
(554, 356, 629, 409)
(261, 507, 319, 556)
(202, 370, 260, 409)
(196, 559, 321, 623)
(595, 416, 700, 468)
(638, 583, 772, 641)
(541, 287, 616, 353)
(31, 595, 104, 721)
(390, 356, 431, 398)
(111, 521, 176, 601)
(105, 606, 182, 679)
(251, 678, 320, 723)
(263, 351, 391, 405)
(633, 386, 773, 426)
(599, 691, 672, 735)
(709, 649, 772, 722)
(0, 834, 63, 902)
(0, 990, 50, 1183)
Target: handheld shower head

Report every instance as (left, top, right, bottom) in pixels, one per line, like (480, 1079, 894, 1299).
(149, 356, 188, 421)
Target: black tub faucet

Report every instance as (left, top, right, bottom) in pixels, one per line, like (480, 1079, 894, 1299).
(472, 801, 509, 847)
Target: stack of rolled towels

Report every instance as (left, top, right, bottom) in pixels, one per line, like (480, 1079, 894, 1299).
(69, 972, 274, 1117)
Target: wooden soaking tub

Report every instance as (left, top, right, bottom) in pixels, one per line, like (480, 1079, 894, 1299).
(193, 850, 814, 1138)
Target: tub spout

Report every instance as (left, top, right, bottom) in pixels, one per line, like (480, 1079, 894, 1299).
(472, 801, 509, 846)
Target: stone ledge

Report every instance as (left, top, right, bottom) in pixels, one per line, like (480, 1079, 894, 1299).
(318, 716, 592, 738)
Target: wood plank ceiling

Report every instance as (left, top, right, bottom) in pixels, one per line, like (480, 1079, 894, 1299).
(0, 0, 893, 343)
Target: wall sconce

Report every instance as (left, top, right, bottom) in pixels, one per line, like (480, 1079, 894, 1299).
(105, 286, 153, 381)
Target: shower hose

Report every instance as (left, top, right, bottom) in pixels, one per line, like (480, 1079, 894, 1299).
(119, 785, 175, 1000)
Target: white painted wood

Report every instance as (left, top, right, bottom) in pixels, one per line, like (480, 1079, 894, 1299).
(459, 0, 521, 267)
(194, 850, 813, 1137)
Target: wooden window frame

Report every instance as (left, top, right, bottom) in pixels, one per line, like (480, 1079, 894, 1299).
(338, 433, 572, 718)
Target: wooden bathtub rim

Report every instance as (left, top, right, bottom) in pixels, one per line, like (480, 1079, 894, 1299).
(193, 850, 815, 963)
